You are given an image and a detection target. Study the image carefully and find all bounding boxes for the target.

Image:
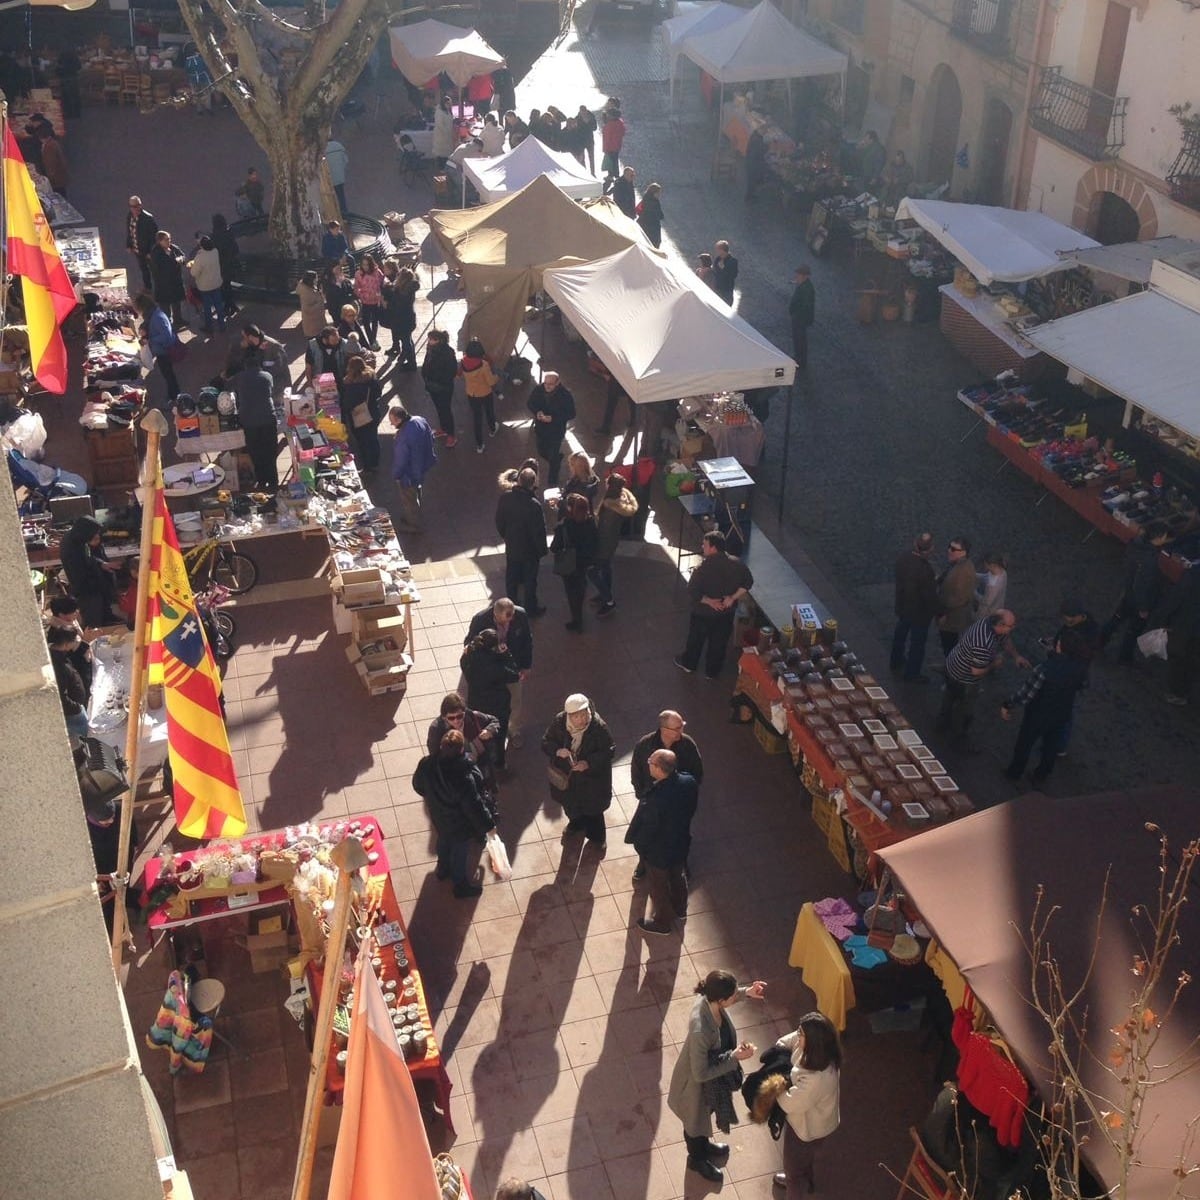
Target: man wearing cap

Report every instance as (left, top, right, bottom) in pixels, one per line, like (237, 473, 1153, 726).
(891, 532, 938, 683)
(541, 693, 615, 848)
(627, 749, 698, 936)
(630, 710, 703, 882)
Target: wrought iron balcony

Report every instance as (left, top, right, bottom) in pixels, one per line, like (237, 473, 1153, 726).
(1029, 66, 1127, 161)
(1167, 127, 1200, 211)
(950, 0, 1015, 56)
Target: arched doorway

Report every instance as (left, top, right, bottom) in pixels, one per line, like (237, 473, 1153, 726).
(926, 66, 963, 189)
(1088, 190, 1140, 244)
(977, 98, 1012, 205)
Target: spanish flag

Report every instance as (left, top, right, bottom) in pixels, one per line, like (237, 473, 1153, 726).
(3, 126, 76, 393)
(146, 481, 246, 840)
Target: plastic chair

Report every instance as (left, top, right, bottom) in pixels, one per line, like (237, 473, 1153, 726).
(894, 1127, 967, 1200)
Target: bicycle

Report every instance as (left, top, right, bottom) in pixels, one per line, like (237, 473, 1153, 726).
(183, 536, 258, 596)
(397, 138, 432, 189)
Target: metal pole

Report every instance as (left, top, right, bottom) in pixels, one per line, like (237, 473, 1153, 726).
(777, 381, 794, 523)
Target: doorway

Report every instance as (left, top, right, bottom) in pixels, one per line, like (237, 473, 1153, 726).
(1088, 190, 1140, 244)
(926, 66, 963, 189)
(978, 98, 1012, 204)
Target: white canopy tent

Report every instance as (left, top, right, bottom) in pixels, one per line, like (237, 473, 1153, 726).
(388, 19, 504, 88)
(896, 198, 1099, 285)
(462, 137, 602, 204)
(674, 0, 848, 147)
(660, 1, 744, 104)
(541, 242, 796, 405)
(1064, 236, 1200, 285)
(1023, 261, 1200, 441)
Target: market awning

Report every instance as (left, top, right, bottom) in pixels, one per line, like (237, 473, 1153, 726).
(1023, 261, 1200, 439)
(895, 198, 1099, 285)
(677, 0, 847, 85)
(878, 787, 1200, 1200)
(388, 19, 504, 89)
(1065, 236, 1200, 285)
(661, 1, 745, 73)
(461, 137, 602, 204)
(541, 242, 796, 404)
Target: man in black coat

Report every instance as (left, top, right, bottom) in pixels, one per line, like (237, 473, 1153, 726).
(125, 195, 159, 292)
(464, 597, 534, 746)
(230, 365, 279, 490)
(890, 531, 938, 683)
(610, 166, 637, 219)
(711, 240, 738, 306)
(495, 466, 548, 617)
(628, 750, 698, 935)
(1149, 563, 1200, 706)
(630, 709, 703, 883)
(527, 371, 576, 486)
(674, 531, 753, 679)
(1100, 521, 1170, 664)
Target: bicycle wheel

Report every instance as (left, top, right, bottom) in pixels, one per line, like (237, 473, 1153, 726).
(213, 610, 236, 640)
(211, 630, 234, 662)
(212, 549, 258, 595)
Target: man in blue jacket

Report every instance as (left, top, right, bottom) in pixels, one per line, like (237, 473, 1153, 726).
(388, 404, 436, 532)
(628, 749, 698, 936)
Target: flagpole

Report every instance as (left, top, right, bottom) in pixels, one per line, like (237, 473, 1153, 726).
(110, 406, 169, 973)
(292, 836, 370, 1200)
(0, 98, 10, 356)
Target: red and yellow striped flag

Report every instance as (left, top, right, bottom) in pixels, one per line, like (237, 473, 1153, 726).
(146, 483, 246, 840)
(3, 126, 77, 393)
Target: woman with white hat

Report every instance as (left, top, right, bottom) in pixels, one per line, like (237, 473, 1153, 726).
(540, 693, 614, 848)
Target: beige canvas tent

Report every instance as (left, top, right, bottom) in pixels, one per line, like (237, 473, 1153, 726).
(427, 175, 651, 365)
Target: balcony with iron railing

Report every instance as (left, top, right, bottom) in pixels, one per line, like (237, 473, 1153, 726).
(949, 0, 1015, 57)
(1167, 127, 1200, 211)
(1029, 66, 1127, 161)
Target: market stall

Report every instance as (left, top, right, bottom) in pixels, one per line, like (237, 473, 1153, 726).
(878, 787, 1200, 1200)
(460, 136, 602, 204)
(661, 0, 744, 107)
(541, 242, 796, 404)
(673, 0, 848, 156)
(429, 175, 644, 366)
(896, 198, 1100, 377)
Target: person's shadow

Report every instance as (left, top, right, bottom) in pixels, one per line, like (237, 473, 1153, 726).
(470, 844, 598, 1192)
(569, 895, 683, 1196)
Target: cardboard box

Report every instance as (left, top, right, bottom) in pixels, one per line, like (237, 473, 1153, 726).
(347, 642, 413, 676)
(250, 911, 284, 936)
(246, 929, 289, 953)
(331, 594, 354, 635)
(332, 567, 385, 608)
(250, 945, 291, 974)
(351, 603, 408, 650)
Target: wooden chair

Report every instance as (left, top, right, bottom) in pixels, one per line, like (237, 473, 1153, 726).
(710, 148, 737, 183)
(102, 70, 122, 105)
(894, 1127, 967, 1200)
(120, 72, 142, 105)
(138, 74, 154, 109)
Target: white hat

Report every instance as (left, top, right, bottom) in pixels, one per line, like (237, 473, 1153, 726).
(564, 693, 590, 714)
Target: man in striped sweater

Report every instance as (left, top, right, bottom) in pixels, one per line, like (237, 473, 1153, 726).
(937, 610, 1029, 753)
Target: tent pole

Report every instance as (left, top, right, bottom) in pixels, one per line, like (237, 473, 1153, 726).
(716, 81, 724, 162)
(777, 380, 794, 523)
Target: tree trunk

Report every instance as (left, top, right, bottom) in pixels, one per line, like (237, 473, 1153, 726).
(265, 129, 328, 261)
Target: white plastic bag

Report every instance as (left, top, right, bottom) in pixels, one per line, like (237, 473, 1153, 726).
(485, 830, 512, 881)
(1137, 627, 1168, 661)
(0, 411, 47, 457)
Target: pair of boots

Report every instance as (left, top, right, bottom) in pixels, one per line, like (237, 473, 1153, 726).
(686, 1139, 729, 1183)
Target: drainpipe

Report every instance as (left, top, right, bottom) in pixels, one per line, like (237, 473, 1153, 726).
(1013, 0, 1058, 209)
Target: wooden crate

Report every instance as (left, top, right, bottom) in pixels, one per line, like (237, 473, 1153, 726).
(753, 720, 788, 756)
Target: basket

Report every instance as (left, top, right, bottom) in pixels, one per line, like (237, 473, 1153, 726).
(754, 721, 788, 755)
(889, 933, 922, 966)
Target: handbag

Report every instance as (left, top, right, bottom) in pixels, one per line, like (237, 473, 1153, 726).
(1137, 627, 1168, 660)
(547, 761, 571, 791)
(552, 545, 577, 576)
(350, 402, 373, 428)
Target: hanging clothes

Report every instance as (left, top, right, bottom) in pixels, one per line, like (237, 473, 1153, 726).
(951, 988, 1029, 1148)
(146, 970, 213, 1075)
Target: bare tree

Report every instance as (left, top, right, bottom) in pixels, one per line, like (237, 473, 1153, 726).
(1023, 827, 1200, 1200)
(175, 0, 404, 257)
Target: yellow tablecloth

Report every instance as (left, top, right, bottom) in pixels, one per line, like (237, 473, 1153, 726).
(788, 902, 856, 1031)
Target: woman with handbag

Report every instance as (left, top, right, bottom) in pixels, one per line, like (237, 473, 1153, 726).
(412, 729, 495, 899)
(667, 970, 767, 1184)
(550, 493, 598, 632)
(540, 692, 614, 847)
(460, 629, 520, 769)
(769, 1012, 842, 1196)
(340, 355, 383, 474)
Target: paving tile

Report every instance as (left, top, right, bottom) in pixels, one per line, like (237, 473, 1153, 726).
(228, 1045, 289, 1101)
(604, 1146, 679, 1200)
(236, 1138, 296, 1198)
(173, 1102, 237, 1158)
(232, 1092, 296, 1149)
(545, 1162, 617, 1200)
(477, 1127, 547, 1196)
(181, 1150, 241, 1200)
(172, 1058, 232, 1114)
(535, 1113, 601, 1175)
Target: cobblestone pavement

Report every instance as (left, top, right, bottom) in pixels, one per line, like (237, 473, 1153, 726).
(515, 11, 1198, 805)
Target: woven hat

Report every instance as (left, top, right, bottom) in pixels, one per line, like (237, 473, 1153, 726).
(889, 934, 921, 965)
(564, 693, 590, 714)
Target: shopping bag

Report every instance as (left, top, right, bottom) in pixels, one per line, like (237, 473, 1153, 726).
(485, 831, 512, 881)
(552, 546, 577, 577)
(1137, 627, 1168, 660)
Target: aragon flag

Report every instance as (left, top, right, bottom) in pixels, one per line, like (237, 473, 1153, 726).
(146, 480, 246, 840)
(2, 126, 77, 393)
